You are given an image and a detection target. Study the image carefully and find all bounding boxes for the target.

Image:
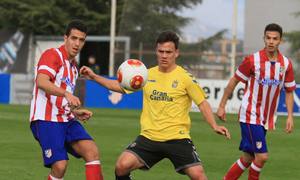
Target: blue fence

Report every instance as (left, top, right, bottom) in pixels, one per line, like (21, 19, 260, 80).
(0, 74, 10, 104)
(85, 80, 143, 109)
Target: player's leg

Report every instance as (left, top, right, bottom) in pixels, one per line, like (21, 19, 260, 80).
(48, 160, 68, 179)
(115, 151, 144, 179)
(115, 135, 164, 180)
(224, 122, 259, 180)
(223, 152, 254, 180)
(247, 124, 268, 180)
(165, 138, 206, 180)
(249, 152, 268, 180)
(184, 165, 207, 180)
(30, 120, 69, 179)
(67, 120, 103, 180)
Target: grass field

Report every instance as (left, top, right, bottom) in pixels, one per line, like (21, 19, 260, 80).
(0, 104, 299, 180)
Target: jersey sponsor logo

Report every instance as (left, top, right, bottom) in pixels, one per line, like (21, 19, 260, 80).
(256, 141, 262, 149)
(257, 78, 281, 86)
(44, 149, 52, 158)
(172, 80, 178, 88)
(150, 90, 173, 102)
(61, 77, 75, 91)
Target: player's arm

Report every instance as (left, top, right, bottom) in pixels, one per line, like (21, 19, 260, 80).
(80, 66, 125, 93)
(198, 100, 231, 139)
(285, 91, 294, 133)
(36, 73, 81, 107)
(216, 76, 239, 121)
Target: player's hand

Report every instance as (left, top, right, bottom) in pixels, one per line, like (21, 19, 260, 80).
(216, 106, 226, 122)
(80, 66, 97, 80)
(64, 91, 81, 107)
(213, 125, 231, 139)
(285, 117, 294, 133)
(72, 108, 93, 122)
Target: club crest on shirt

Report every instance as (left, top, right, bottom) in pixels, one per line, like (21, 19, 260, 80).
(172, 80, 178, 88)
(44, 149, 52, 158)
(256, 141, 262, 149)
(279, 66, 285, 76)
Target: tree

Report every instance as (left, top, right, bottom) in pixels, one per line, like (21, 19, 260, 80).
(118, 0, 202, 48)
(0, 0, 124, 35)
(285, 12, 300, 57)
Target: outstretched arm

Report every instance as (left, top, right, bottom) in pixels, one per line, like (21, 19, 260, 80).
(285, 91, 294, 133)
(37, 73, 81, 107)
(198, 100, 231, 139)
(80, 66, 125, 93)
(216, 76, 240, 121)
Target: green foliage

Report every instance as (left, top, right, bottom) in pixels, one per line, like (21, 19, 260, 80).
(118, 0, 202, 48)
(285, 31, 300, 55)
(0, 0, 120, 35)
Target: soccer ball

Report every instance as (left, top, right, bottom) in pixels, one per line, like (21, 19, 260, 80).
(117, 59, 148, 91)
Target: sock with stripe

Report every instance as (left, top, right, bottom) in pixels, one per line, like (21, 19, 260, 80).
(85, 160, 104, 180)
(48, 174, 63, 180)
(223, 157, 251, 180)
(248, 161, 263, 180)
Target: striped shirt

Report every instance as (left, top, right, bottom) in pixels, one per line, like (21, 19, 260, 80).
(235, 49, 296, 130)
(30, 45, 78, 122)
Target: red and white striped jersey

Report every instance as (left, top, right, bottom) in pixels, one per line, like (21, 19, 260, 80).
(235, 49, 296, 130)
(30, 45, 78, 122)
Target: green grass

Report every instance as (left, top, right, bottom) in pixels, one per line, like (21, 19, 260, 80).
(0, 104, 299, 180)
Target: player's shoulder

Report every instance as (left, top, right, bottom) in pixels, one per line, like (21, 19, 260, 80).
(39, 48, 60, 63)
(177, 66, 198, 82)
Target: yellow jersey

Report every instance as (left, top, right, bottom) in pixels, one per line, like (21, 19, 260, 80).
(140, 65, 206, 141)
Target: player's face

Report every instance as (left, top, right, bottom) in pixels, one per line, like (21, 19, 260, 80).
(64, 29, 86, 59)
(156, 41, 179, 72)
(263, 31, 281, 54)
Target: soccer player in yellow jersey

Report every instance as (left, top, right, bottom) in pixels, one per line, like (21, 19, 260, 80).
(80, 31, 231, 180)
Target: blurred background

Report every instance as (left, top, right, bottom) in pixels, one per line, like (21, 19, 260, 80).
(0, 0, 300, 108)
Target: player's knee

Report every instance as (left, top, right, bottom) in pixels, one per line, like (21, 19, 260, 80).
(185, 166, 207, 180)
(84, 146, 100, 162)
(51, 160, 68, 177)
(115, 160, 132, 175)
(256, 154, 268, 164)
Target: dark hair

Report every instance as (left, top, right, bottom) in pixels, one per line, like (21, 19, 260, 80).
(65, 19, 87, 36)
(156, 31, 180, 49)
(264, 23, 283, 38)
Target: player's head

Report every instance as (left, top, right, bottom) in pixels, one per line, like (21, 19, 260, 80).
(155, 31, 179, 72)
(64, 20, 87, 59)
(263, 23, 282, 53)
(156, 31, 179, 49)
(264, 23, 282, 38)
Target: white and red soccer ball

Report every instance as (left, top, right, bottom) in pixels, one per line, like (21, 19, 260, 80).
(117, 59, 148, 91)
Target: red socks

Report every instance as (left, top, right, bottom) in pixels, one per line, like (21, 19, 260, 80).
(85, 160, 104, 180)
(248, 162, 263, 180)
(223, 157, 251, 180)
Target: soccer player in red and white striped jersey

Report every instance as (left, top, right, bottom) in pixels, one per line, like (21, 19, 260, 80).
(29, 20, 103, 180)
(217, 23, 296, 180)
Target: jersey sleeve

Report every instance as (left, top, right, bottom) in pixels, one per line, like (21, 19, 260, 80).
(284, 59, 296, 92)
(37, 49, 61, 80)
(235, 56, 253, 83)
(185, 72, 206, 106)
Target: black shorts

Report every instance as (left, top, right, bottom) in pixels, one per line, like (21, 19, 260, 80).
(126, 135, 202, 174)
